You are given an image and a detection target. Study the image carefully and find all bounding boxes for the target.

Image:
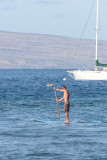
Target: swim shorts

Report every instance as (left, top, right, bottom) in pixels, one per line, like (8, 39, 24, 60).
(64, 102, 70, 113)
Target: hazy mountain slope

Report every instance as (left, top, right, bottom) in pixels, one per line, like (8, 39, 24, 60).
(0, 31, 107, 69)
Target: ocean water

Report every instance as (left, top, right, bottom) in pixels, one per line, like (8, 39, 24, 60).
(0, 69, 107, 160)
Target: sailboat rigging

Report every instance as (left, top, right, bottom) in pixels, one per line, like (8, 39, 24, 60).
(67, 0, 107, 80)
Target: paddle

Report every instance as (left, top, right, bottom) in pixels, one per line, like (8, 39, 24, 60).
(54, 89, 60, 120)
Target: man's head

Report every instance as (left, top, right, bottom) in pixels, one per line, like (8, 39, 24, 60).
(62, 86, 66, 90)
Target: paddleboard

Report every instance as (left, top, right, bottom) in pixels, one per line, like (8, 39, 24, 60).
(33, 119, 71, 124)
(32, 119, 102, 124)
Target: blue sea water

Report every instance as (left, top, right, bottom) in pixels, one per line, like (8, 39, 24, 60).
(0, 69, 107, 160)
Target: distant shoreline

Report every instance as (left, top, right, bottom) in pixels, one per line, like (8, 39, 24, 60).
(0, 31, 107, 69)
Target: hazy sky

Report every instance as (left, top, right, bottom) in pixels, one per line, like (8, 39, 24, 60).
(0, 0, 107, 40)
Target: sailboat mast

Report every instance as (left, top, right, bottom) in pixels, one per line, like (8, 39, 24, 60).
(95, 0, 98, 62)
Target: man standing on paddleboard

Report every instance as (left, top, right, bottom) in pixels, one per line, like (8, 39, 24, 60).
(54, 86, 70, 123)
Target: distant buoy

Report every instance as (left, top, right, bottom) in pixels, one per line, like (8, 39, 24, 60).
(63, 78, 66, 81)
(47, 83, 53, 87)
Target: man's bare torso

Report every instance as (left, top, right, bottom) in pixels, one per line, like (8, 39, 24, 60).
(63, 90, 69, 103)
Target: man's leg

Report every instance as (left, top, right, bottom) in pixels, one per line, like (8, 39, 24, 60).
(64, 112, 69, 123)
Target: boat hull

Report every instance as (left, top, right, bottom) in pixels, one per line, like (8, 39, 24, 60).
(67, 70, 107, 80)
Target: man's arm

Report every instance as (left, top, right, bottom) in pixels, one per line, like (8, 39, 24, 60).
(54, 87, 64, 92)
(57, 97, 64, 102)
